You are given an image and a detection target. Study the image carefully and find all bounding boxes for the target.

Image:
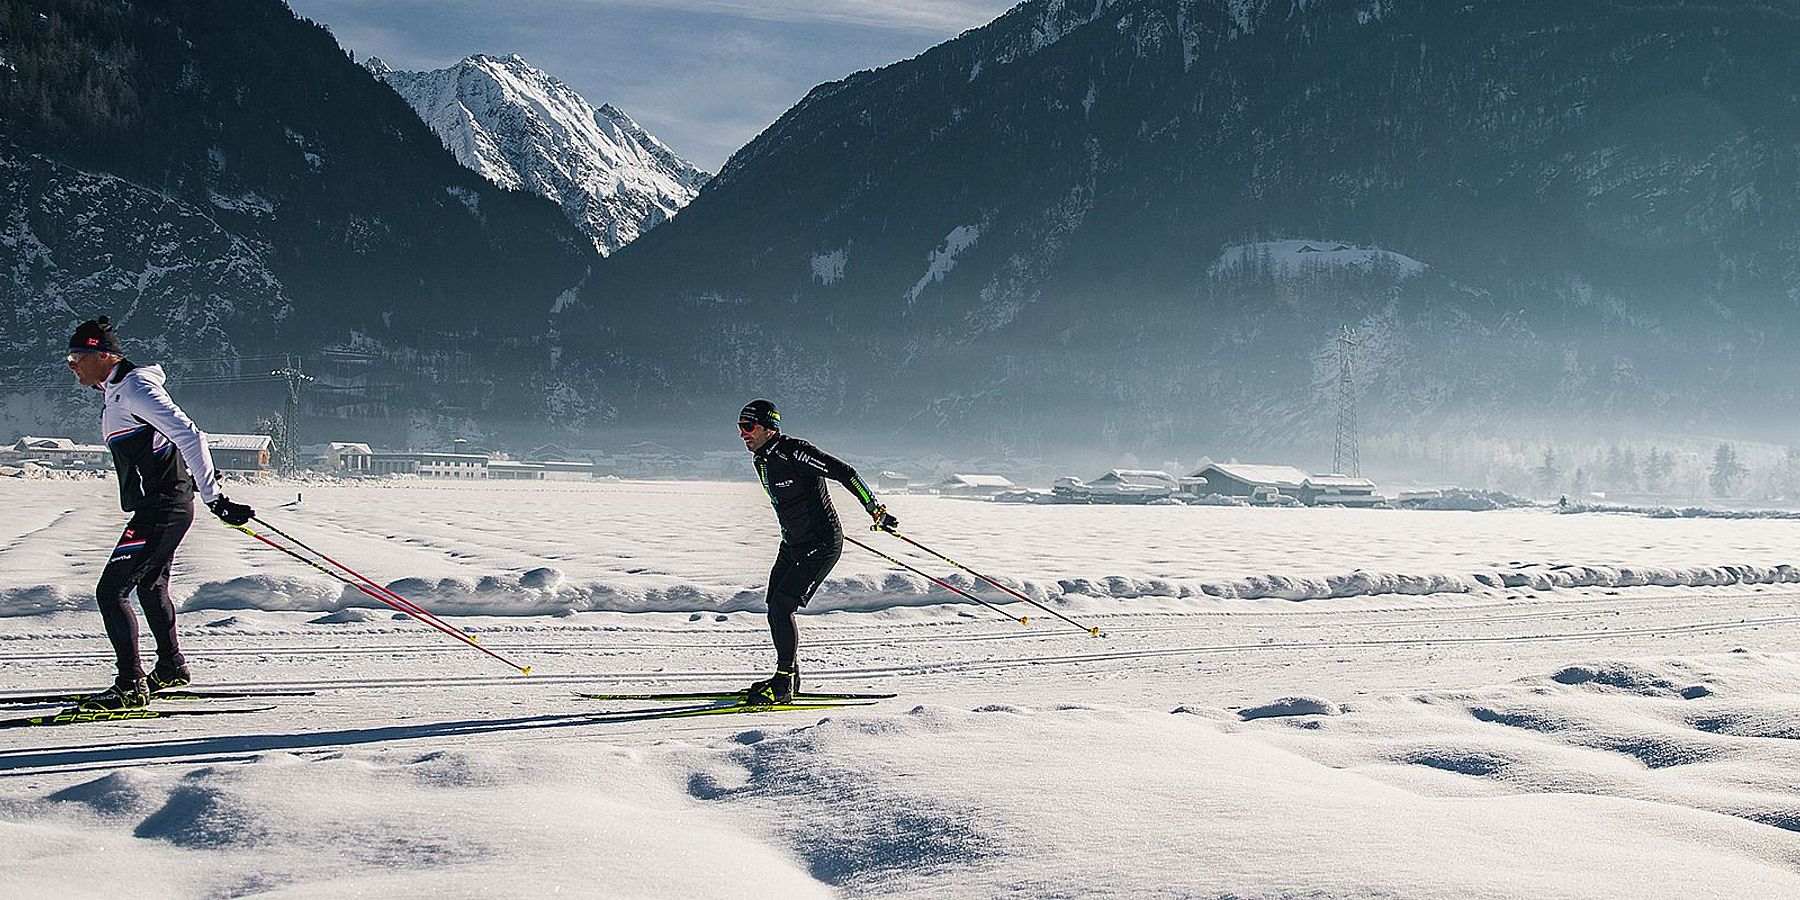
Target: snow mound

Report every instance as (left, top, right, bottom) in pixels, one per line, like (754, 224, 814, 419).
(33, 748, 831, 897)
(1278, 655, 1800, 843)
(0, 585, 76, 616)
(1240, 696, 1342, 720)
(47, 770, 157, 816)
(1688, 707, 1800, 740)
(1563, 502, 1800, 520)
(184, 575, 344, 612)
(160, 568, 1037, 618)
(686, 711, 1001, 887)
(676, 700, 1796, 896)
(1549, 662, 1715, 699)
(1394, 489, 1532, 511)
(309, 608, 382, 625)
(117, 559, 1800, 619)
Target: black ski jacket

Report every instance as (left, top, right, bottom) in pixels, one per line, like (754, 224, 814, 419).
(753, 434, 880, 548)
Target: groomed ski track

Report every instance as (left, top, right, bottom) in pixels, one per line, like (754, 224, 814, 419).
(2, 585, 1795, 774)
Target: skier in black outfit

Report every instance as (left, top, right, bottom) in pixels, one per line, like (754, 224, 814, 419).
(66, 317, 255, 710)
(738, 399, 896, 704)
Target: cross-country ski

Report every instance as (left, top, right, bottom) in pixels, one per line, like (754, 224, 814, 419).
(0, 706, 278, 730)
(0, 689, 318, 706)
(574, 690, 898, 703)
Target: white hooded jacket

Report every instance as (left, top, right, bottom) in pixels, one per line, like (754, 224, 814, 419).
(99, 360, 221, 510)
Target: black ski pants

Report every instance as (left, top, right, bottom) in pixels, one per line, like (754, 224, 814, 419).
(96, 499, 193, 681)
(765, 540, 840, 671)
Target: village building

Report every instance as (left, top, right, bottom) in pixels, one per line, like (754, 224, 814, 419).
(595, 441, 691, 479)
(875, 471, 912, 492)
(369, 450, 489, 479)
(536, 459, 595, 481)
(1298, 475, 1387, 508)
(933, 474, 1015, 496)
(1090, 469, 1178, 502)
(486, 460, 546, 480)
(206, 433, 273, 473)
(4, 436, 110, 469)
(300, 441, 373, 474)
(1186, 464, 1310, 503)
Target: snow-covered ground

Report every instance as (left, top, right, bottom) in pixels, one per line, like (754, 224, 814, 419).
(0, 478, 1797, 897)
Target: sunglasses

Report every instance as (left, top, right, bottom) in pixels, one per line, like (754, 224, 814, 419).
(737, 420, 758, 433)
(66, 351, 102, 366)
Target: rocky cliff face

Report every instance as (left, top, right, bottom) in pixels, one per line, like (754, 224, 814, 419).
(0, 0, 594, 439)
(370, 54, 710, 257)
(567, 0, 1800, 452)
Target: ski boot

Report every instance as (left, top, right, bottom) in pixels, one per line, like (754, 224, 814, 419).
(744, 667, 798, 705)
(148, 659, 192, 692)
(79, 675, 150, 711)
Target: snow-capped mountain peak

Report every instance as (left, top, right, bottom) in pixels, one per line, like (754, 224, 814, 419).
(370, 53, 710, 255)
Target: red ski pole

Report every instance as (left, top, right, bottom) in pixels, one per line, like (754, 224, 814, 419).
(227, 522, 531, 674)
(251, 516, 478, 641)
(879, 526, 1102, 637)
(842, 534, 1026, 625)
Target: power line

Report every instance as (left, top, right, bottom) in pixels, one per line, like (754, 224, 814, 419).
(269, 355, 313, 476)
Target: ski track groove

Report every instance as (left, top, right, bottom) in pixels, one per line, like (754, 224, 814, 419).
(0, 506, 83, 558)
(0, 593, 1780, 663)
(2, 611, 1796, 776)
(6, 606, 1794, 698)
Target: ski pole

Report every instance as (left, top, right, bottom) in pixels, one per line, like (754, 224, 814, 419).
(880, 526, 1102, 637)
(842, 533, 1027, 625)
(244, 515, 515, 658)
(250, 515, 459, 635)
(226, 522, 532, 674)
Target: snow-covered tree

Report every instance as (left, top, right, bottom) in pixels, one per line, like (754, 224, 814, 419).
(1708, 443, 1746, 496)
(1534, 448, 1561, 496)
(1643, 447, 1674, 494)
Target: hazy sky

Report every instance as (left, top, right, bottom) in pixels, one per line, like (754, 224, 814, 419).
(285, 0, 1020, 172)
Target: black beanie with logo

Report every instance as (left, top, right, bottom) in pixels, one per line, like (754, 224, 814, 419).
(69, 316, 124, 354)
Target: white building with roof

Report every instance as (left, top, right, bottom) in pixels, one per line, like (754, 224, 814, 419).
(1056, 470, 1179, 504)
(486, 461, 546, 480)
(1187, 464, 1310, 502)
(301, 442, 374, 473)
(6, 436, 109, 468)
(1299, 475, 1387, 508)
(369, 450, 489, 478)
(933, 474, 1015, 496)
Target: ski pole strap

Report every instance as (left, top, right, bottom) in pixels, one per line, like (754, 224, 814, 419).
(880, 527, 1102, 637)
(842, 534, 1025, 625)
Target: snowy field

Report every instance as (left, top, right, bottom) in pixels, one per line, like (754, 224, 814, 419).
(1, 478, 1798, 898)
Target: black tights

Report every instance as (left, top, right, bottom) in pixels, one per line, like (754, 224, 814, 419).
(764, 541, 841, 670)
(96, 501, 193, 680)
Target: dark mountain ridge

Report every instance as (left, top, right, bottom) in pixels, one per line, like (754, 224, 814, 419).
(1, 0, 594, 441)
(570, 0, 1800, 455)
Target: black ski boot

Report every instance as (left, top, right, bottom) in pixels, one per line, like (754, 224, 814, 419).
(148, 659, 192, 692)
(79, 675, 150, 711)
(744, 667, 798, 705)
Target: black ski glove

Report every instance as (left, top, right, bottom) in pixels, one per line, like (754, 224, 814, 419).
(208, 495, 255, 526)
(870, 506, 899, 531)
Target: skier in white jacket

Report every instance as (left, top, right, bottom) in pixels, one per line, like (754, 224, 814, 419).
(66, 316, 255, 710)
